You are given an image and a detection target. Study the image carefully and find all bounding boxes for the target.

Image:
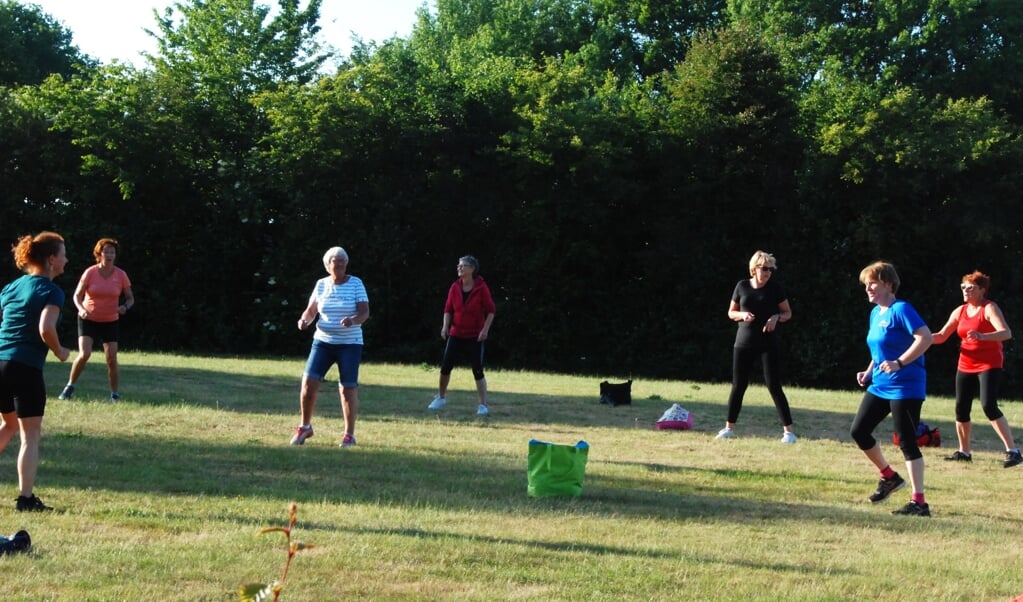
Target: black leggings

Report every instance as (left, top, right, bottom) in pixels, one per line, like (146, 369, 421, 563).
(726, 344, 793, 426)
(851, 392, 923, 461)
(440, 336, 485, 381)
(954, 369, 1004, 423)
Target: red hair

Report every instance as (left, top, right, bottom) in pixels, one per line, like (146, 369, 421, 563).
(11, 231, 64, 271)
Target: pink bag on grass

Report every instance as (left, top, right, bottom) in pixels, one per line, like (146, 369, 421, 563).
(656, 403, 693, 430)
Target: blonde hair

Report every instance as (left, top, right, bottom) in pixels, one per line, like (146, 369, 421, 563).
(748, 250, 777, 276)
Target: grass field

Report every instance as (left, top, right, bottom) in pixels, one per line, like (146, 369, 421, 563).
(4, 352, 1023, 600)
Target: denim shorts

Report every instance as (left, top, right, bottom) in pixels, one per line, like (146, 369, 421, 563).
(303, 340, 362, 387)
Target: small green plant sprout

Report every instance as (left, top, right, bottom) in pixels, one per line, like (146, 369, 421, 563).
(238, 503, 316, 602)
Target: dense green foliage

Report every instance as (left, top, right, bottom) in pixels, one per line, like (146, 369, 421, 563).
(2, 0, 1022, 394)
(0, 0, 94, 85)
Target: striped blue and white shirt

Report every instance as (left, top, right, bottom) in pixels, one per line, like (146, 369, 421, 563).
(310, 275, 368, 345)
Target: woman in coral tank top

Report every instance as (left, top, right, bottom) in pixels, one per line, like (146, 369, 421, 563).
(931, 271, 1021, 468)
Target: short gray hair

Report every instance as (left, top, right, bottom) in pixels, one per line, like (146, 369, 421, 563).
(322, 246, 349, 268)
(459, 255, 479, 275)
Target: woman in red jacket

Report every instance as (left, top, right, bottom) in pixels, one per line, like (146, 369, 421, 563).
(428, 255, 496, 416)
(931, 271, 1021, 468)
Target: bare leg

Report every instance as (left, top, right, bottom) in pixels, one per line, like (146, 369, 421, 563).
(18, 416, 43, 497)
(341, 386, 358, 435)
(955, 420, 972, 453)
(67, 335, 94, 384)
(438, 373, 450, 398)
(863, 443, 890, 472)
(299, 375, 320, 425)
(104, 341, 120, 392)
(905, 457, 924, 494)
(990, 416, 1017, 451)
(0, 410, 18, 454)
(475, 376, 488, 406)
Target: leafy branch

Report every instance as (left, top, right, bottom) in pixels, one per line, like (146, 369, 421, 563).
(238, 503, 315, 602)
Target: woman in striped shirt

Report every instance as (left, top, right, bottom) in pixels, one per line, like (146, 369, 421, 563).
(290, 247, 369, 448)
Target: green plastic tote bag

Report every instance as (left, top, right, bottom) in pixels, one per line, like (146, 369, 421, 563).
(527, 439, 589, 498)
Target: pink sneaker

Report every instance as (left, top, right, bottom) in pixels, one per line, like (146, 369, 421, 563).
(290, 425, 313, 445)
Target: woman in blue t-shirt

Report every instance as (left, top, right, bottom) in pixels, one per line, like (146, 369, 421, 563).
(852, 261, 933, 517)
(0, 232, 72, 512)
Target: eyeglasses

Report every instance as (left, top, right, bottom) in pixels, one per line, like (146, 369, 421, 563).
(757, 266, 775, 272)
(960, 284, 977, 291)
(457, 264, 472, 269)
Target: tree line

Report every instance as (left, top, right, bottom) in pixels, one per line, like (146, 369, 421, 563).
(2, 0, 1022, 396)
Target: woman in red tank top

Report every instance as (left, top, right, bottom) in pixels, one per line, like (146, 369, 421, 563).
(931, 271, 1021, 468)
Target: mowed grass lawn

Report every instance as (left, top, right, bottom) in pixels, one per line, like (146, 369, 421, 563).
(4, 352, 1022, 600)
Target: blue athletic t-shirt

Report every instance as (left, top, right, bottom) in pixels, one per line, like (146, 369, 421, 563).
(866, 299, 926, 400)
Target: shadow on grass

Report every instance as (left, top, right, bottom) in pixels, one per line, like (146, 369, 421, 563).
(40, 359, 985, 536)
(44, 423, 934, 537)
(340, 525, 864, 577)
(49, 360, 887, 440)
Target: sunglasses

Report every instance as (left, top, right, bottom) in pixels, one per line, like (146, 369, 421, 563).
(757, 266, 775, 272)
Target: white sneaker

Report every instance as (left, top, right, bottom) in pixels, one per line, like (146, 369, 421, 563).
(428, 396, 446, 410)
(715, 427, 734, 439)
(476, 404, 490, 416)
(780, 431, 797, 444)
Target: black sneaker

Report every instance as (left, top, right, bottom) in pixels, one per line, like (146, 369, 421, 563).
(944, 450, 972, 462)
(0, 530, 31, 555)
(57, 384, 74, 400)
(1004, 449, 1023, 468)
(892, 500, 931, 517)
(869, 474, 906, 503)
(15, 495, 52, 512)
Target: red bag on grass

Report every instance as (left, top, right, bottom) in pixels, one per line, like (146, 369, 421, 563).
(893, 421, 940, 447)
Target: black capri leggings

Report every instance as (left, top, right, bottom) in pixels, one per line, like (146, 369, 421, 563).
(851, 392, 924, 462)
(954, 368, 1004, 423)
(440, 336, 486, 381)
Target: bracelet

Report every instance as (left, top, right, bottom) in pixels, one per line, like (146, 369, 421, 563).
(895, 359, 904, 369)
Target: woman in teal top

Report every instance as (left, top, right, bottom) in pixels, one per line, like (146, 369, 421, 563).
(851, 261, 933, 517)
(0, 232, 72, 512)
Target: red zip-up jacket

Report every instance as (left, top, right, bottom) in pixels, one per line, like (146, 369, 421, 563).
(445, 275, 496, 338)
